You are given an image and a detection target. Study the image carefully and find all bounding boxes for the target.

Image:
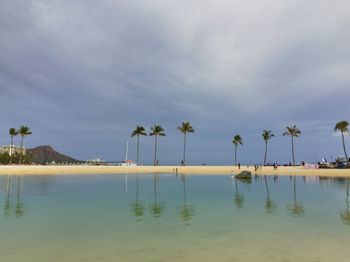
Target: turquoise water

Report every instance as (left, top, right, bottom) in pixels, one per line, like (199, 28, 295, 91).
(0, 174, 349, 262)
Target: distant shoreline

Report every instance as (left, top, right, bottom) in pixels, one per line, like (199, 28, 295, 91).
(1, 165, 350, 177)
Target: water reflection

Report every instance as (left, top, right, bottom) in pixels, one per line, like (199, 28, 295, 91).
(286, 176, 305, 217)
(179, 175, 195, 222)
(232, 176, 248, 209)
(3, 176, 25, 218)
(149, 174, 165, 218)
(340, 180, 350, 225)
(131, 175, 145, 220)
(264, 176, 277, 214)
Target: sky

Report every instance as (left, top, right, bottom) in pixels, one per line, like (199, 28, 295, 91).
(1, 0, 350, 165)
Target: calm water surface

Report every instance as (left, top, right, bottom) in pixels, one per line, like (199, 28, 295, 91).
(0, 174, 349, 262)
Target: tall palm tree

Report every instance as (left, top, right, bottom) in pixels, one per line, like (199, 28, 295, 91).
(232, 135, 243, 166)
(131, 125, 147, 165)
(334, 120, 349, 161)
(9, 128, 19, 164)
(149, 125, 166, 166)
(262, 130, 274, 165)
(177, 121, 194, 166)
(283, 125, 301, 166)
(18, 126, 32, 164)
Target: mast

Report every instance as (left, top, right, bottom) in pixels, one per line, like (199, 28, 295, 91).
(125, 140, 129, 162)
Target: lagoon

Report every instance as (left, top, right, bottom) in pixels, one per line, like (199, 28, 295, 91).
(0, 174, 349, 261)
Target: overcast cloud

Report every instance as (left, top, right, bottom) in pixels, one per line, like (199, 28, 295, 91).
(1, 0, 350, 164)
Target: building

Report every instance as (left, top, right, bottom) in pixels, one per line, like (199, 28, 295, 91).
(0, 145, 26, 156)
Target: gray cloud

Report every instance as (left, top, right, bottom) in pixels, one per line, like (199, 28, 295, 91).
(0, 0, 349, 164)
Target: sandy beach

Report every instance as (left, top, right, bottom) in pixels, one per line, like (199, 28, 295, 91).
(0, 165, 350, 177)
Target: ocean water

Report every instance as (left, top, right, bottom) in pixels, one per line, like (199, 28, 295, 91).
(0, 174, 349, 262)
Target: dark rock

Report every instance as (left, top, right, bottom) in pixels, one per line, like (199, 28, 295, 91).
(236, 170, 252, 179)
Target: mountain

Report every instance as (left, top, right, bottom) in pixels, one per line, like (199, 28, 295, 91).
(27, 145, 80, 164)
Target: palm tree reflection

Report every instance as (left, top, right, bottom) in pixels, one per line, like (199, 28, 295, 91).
(340, 179, 350, 225)
(149, 174, 165, 218)
(179, 175, 195, 222)
(287, 176, 304, 217)
(232, 176, 245, 209)
(131, 175, 145, 220)
(3, 176, 25, 218)
(264, 176, 277, 214)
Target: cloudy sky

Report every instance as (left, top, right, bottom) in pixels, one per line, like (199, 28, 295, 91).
(1, 0, 349, 164)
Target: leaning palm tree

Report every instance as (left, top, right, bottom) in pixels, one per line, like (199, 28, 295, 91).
(9, 128, 19, 164)
(334, 121, 349, 161)
(149, 125, 166, 166)
(283, 125, 301, 166)
(18, 126, 32, 164)
(232, 135, 243, 166)
(262, 130, 274, 165)
(131, 125, 147, 164)
(177, 121, 194, 166)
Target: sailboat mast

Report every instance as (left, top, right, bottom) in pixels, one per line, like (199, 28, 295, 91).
(125, 141, 128, 162)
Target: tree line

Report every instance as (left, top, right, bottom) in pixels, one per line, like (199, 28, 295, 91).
(132, 120, 349, 166)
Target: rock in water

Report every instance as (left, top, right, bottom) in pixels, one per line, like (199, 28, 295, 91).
(236, 171, 252, 179)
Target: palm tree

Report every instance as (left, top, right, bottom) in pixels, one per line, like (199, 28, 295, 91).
(283, 125, 301, 166)
(149, 125, 166, 166)
(232, 135, 243, 166)
(177, 121, 194, 166)
(131, 125, 147, 165)
(334, 121, 349, 161)
(262, 130, 274, 165)
(18, 126, 32, 164)
(9, 128, 19, 164)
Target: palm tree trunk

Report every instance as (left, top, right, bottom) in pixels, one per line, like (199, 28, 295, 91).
(342, 132, 348, 161)
(19, 136, 24, 164)
(235, 145, 237, 166)
(182, 133, 187, 166)
(264, 141, 268, 165)
(10, 135, 14, 164)
(154, 135, 158, 166)
(291, 136, 295, 166)
(136, 135, 140, 164)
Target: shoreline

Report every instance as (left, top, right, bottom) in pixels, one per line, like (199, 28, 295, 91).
(1, 165, 350, 177)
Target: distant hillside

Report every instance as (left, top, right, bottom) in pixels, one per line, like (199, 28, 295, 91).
(27, 145, 80, 164)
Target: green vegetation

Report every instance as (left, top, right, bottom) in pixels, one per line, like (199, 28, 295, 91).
(9, 128, 19, 164)
(177, 121, 194, 166)
(283, 125, 301, 166)
(149, 125, 166, 166)
(262, 130, 274, 165)
(131, 125, 147, 165)
(18, 126, 32, 164)
(334, 120, 349, 160)
(232, 135, 243, 166)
